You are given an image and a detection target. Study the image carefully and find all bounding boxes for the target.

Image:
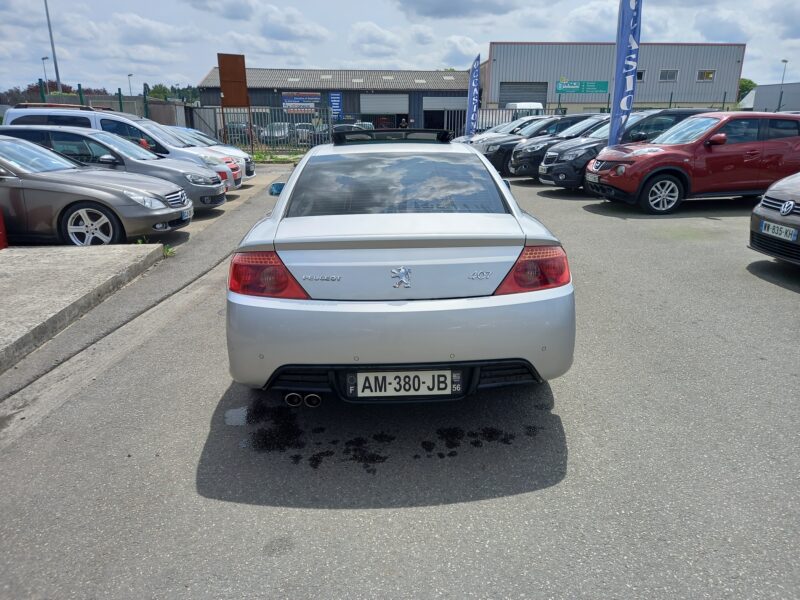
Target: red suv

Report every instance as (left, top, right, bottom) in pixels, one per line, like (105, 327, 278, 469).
(585, 112, 800, 214)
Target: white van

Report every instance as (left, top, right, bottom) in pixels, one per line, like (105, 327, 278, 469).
(504, 102, 545, 117)
(3, 104, 238, 188)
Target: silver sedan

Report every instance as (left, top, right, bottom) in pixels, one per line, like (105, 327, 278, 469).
(226, 131, 575, 404)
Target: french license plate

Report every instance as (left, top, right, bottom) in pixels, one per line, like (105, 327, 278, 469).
(181, 208, 193, 220)
(538, 164, 548, 175)
(353, 370, 461, 398)
(585, 173, 600, 183)
(761, 220, 798, 241)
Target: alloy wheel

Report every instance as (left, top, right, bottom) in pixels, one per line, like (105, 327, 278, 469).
(648, 180, 680, 212)
(66, 208, 115, 245)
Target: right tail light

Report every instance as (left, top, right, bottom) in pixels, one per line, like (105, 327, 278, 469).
(494, 246, 571, 295)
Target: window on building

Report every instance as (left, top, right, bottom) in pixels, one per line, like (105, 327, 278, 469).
(636, 70, 646, 82)
(697, 70, 716, 82)
(659, 69, 678, 82)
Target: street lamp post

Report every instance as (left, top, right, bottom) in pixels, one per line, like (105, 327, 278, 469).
(777, 59, 789, 112)
(43, 0, 62, 93)
(127, 74, 134, 97)
(41, 56, 49, 93)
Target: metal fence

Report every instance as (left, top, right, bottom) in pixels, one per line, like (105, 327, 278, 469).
(444, 108, 568, 137)
(186, 106, 333, 154)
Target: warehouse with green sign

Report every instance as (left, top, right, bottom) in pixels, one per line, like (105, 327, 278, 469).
(483, 41, 744, 113)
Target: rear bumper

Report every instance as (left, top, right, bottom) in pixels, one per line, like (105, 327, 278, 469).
(266, 360, 542, 403)
(227, 284, 576, 391)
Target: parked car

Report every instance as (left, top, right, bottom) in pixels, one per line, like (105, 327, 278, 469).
(539, 108, 712, 190)
(3, 105, 236, 185)
(0, 135, 192, 245)
(511, 115, 610, 178)
(749, 172, 800, 265)
(226, 129, 575, 400)
(308, 123, 361, 146)
(167, 126, 246, 185)
(220, 122, 260, 146)
(0, 125, 226, 210)
(465, 116, 545, 146)
(475, 114, 600, 175)
(452, 122, 509, 144)
(173, 127, 256, 178)
(260, 122, 296, 144)
(353, 121, 375, 130)
(294, 122, 316, 143)
(586, 112, 800, 214)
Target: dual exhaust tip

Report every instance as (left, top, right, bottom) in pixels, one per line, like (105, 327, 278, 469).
(284, 393, 322, 408)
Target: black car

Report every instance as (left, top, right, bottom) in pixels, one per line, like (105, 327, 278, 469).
(474, 115, 594, 175)
(510, 114, 609, 179)
(538, 108, 712, 190)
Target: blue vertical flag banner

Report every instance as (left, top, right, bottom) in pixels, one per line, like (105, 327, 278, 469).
(609, 0, 643, 146)
(465, 54, 480, 137)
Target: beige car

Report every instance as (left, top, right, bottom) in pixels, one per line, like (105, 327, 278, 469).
(0, 135, 193, 245)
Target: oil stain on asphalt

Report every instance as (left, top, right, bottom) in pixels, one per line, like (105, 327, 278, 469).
(226, 400, 547, 475)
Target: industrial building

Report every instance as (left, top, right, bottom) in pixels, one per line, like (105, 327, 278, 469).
(196, 41, 746, 125)
(739, 82, 800, 112)
(197, 68, 468, 129)
(484, 42, 746, 113)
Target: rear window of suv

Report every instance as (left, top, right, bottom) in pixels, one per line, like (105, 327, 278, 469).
(286, 152, 508, 217)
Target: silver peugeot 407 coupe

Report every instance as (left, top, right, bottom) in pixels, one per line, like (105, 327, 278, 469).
(227, 130, 575, 403)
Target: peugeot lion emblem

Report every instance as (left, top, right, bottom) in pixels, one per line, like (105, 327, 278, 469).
(391, 266, 412, 288)
(780, 200, 796, 216)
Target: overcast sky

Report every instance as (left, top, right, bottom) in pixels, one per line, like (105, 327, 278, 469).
(1, 0, 798, 92)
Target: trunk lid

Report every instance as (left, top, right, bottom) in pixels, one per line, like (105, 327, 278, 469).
(274, 214, 524, 300)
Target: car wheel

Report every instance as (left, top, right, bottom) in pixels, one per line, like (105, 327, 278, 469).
(59, 202, 125, 246)
(503, 153, 514, 176)
(638, 175, 684, 214)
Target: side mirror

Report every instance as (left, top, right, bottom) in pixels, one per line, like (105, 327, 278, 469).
(269, 182, 286, 196)
(706, 133, 727, 146)
(98, 154, 118, 165)
(629, 131, 648, 142)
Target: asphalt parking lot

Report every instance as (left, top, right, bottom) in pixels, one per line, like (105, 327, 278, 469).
(0, 179, 798, 598)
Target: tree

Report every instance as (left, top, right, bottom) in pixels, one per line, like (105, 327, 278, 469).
(147, 83, 171, 100)
(738, 78, 757, 101)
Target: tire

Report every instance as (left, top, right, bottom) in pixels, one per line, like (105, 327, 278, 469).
(638, 174, 684, 214)
(59, 202, 125, 246)
(503, 153, 514, 176)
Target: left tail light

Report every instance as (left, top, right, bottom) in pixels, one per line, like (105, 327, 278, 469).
(228, 251, 309, 299)
(494, 246, 571, 295)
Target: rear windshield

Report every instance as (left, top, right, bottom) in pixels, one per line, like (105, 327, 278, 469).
(285, 152, 508, 217)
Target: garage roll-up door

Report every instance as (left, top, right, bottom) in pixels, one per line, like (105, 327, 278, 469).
(422, 96, 468, 110)
(360, 94, 409, 114)
(498, 82, 548, 107)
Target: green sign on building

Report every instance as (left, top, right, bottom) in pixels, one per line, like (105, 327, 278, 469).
(555, 80, 609, 94)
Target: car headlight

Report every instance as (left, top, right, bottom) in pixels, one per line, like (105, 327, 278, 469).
(185, 173, 214, 185)
(562, 149, 588, 161)
(486, 144, 500, 153)
(123, 190, 166, 209)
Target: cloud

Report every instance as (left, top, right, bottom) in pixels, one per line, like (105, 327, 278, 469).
(259, 5, 330, 41)
(222, 33, 302, 57)
(349, 21, 402, 58)
(694, 11, 747, 43)
(410, 25, 435, 46)
(442, 35, 481, 67)
(392, 0, 521, 18)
